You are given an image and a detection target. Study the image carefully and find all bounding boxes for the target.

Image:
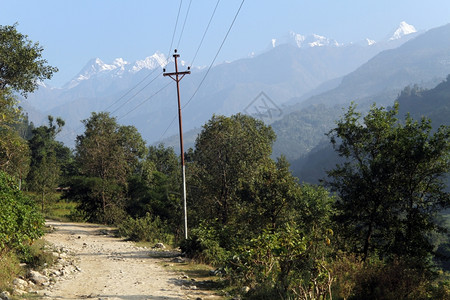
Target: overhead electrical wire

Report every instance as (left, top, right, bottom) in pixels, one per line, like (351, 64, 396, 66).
(168, 0, 184, 56)
(117, 81, 173, 121)
(159, 0, 245, 141)
(158, 0, 221, 141)
(109, 71, 163, 116)
(182, 0, 245, 110)
(176, 0, 192, 50)
(190, 0, 221, 67)
(58, 1, 185, 143)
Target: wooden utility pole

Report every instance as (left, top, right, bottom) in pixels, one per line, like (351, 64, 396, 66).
(163, 49, 190, 239)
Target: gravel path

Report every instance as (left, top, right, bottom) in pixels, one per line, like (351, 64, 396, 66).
(41, 220, 220, 300)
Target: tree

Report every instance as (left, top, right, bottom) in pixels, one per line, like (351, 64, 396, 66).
(0, 23, 57, 97)
(0, 23, 56, 185)
(326, 103, 450, 264)
(191, 114, 276, 226)
(27, 116, 66, 211)
(72, 112, 146, 223)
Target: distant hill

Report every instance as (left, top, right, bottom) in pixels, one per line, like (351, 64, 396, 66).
(272, 23, 450, 167)
(293, 23, 450, 110)
(292, 76, 450, 184)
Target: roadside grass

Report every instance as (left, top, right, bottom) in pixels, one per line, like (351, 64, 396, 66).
(162, 259, 227, 299)
(25, 191, 79, 222)
(0, 250, 24, 292)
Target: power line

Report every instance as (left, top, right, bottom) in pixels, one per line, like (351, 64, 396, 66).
(109, 70, 163, 116)
(102, 67, 162, 113)
(190, 0, 221, 67)
(117, 81, 173, 121)
(159, 0, 245, 141)
(168, 0, 183, 56)
(176, 0, 192, 50)
(182, 0, 245, 110)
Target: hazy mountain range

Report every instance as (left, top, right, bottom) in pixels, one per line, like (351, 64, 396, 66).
(22, 22, 422, 148)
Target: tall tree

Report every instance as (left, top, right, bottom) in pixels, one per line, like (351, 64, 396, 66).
(0, 23, 56, 184)
(72, 112, 146, 223)
(191, 114, 276, 226)
(326, 103, 450, 264)
(27, 116, 66, 211)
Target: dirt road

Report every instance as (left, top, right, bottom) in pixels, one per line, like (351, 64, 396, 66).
(42, 220, 221, 300)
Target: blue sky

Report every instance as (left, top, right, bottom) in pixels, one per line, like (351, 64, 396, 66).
(2, 0, 450, 87)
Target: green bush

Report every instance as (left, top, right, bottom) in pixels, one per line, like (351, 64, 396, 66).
(331, 253, 450, 300)
(118, 213, 173, 245)
(226, 222, 334, 300)
(18, 239, 56, 271)
(0, 171, 44, 253)
(180, 223, 230, 266)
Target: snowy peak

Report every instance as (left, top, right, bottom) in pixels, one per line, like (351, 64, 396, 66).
(389, 21, 417, 40)
(65, 52, 168, 89)
(271, 31, 341, 49)
(269, 22, 418, 51)
(130, 52, 168, 73)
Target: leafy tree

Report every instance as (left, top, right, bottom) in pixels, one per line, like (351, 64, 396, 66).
(126, 144, 182, 235)
(71, 112, 146, 223)
(0, 23, 56, 184)
(27, 116, 66, 211)
(191, 114, 276, 226)
(326, 103, 450, 264)
(0, 23, 57, 97)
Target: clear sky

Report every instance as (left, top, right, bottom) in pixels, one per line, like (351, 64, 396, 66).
(1, 0, 450, 87)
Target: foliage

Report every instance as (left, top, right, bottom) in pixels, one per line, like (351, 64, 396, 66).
(64, 176, 126, 224)
(0, 23, 57, 97)
(118, 213, 173, 245)
(18, 238, 56, 271)
(125, 144, 182, 237)
(191, 113, 276, 227)
(70, 112, 147, 224)
(331, 253, 450, 300)
(0, 171, 44, 254)
(180, 223, 230, 266)
(27, 116, 69, 211)
(326, 103, 450, 264)
(0, 127, 30, 183)
(228, 222, 334, 300)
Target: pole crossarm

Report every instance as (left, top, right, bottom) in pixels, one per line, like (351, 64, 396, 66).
(163, 71, 190, 82)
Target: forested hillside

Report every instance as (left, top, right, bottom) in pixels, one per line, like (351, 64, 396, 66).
(292, 75, 450, 184)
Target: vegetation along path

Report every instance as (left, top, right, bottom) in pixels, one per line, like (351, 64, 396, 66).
(41, 220, 220, 300)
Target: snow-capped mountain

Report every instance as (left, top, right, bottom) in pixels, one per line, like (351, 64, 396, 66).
(271, 22, 418, 50)
(271, 31, 341, 49)
(389, 21, 417, 40)
(64, 52, 168, 89)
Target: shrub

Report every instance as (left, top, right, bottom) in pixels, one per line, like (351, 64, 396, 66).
(118, 213, 173, 245)
(180, 223, 230, 266)
(18, 239, 56, 270)
(0, 171, 44, 253)
(227, 223, 334, 300)
(331, 253, 449, 300)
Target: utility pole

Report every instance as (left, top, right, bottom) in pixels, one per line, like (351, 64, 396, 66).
(163, 49, 190, 240)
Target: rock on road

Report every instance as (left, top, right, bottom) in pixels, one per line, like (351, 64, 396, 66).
(42, 220, 220, 300)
